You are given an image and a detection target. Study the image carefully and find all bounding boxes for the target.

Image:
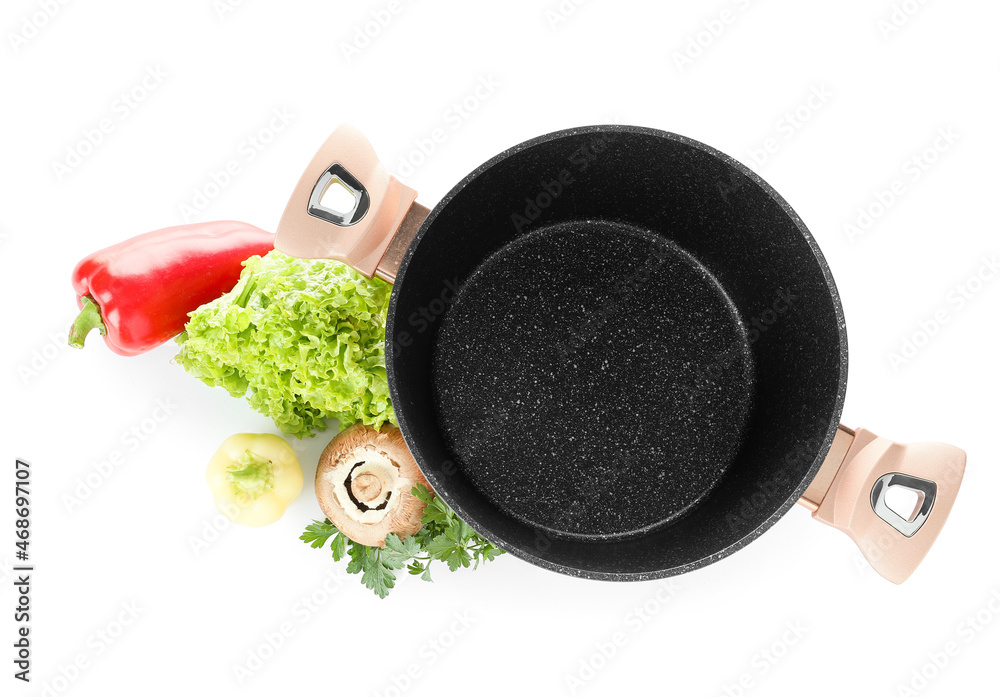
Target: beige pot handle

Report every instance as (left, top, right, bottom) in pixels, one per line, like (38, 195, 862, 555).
(275, 124, 429, 282)
(799, 425, 966, 583)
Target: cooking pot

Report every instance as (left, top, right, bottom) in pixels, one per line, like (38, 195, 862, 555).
(276, 124, 965, 583)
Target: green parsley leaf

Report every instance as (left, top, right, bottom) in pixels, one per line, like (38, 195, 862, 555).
(447, 546, 473, 571)
(420, 532, 446, 555)
(421, 496, 453, 529)
(345, 542, 367, 575)
(384, 533, 421, 558)
(481, 545, 502, 562)
(411, 483, 435, 505)
(360, 547, 404, 599)
(330, 531, 347, 561)
(300, 519, 339, 549)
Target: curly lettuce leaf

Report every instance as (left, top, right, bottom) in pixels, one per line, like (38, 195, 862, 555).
(175, 251, 394, 438)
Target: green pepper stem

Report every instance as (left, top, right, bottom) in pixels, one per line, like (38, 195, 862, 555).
(227, 450, 275, 500)
(68, 296, 107, 349)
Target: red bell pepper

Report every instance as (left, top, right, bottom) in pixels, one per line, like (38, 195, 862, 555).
(69, 221, 274, 356)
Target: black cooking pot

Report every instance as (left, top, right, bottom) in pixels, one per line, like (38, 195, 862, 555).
(276, 125, 965, 584)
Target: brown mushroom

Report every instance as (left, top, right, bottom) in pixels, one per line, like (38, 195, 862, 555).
(315, 423, 432, 546)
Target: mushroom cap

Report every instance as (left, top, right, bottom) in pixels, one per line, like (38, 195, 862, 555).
(315, 423, 432, 546)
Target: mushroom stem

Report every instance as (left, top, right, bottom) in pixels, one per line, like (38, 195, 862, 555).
(352, 473, 383, 502)
(226, 450, 275, 501)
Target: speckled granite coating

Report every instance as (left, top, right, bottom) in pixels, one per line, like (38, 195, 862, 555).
(386, 125, 848, 581)
(432, 220, 754, 540)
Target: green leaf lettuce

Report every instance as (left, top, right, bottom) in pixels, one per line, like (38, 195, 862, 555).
(175, 251, 395, 438)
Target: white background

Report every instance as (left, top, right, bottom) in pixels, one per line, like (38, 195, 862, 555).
(2, 1, 998, 695)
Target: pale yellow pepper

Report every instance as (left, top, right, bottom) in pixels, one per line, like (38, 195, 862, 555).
(206, 433, 303, 527)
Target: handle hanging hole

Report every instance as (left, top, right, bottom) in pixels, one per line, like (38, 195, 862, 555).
(871, 473, 936, 537)
(884, 484, 925, 523)
(320, 179, 357, 215)
(307, 163, 371, 227)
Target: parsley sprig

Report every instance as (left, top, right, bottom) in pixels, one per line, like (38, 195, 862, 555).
(300, 484, 503, 599)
